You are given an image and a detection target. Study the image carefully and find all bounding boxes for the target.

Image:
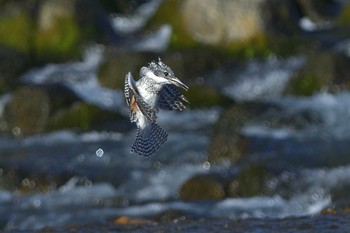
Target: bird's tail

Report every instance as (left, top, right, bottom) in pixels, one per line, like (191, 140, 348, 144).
(131, 123, 168, 157)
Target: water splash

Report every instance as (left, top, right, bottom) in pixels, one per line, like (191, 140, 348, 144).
(222, 56, 304, 101)
(21, 45, 125, 112)
(244, 92, 350, 140)
(110, 0, 163, 34)
(132, 24, 172, 52)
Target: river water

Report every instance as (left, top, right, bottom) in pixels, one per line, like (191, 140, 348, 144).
(2, 1, 350, 232)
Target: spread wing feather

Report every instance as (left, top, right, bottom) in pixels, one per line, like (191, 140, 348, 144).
(157, 84, 189, 111)
(131, 123, 168, 157)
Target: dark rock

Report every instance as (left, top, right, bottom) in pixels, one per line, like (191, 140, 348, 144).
(208, 102, 282, 165)
(96, 0, 149, 14)
(0, 167, 70, 194)
(285, 50, 350, 96)
(0, 46, 30, 94)
(97, 49, 152, 90)
(336, 2, 350, 25)
(3, 86, 50, 136)
(179, 173, 226, 201)
(227, 165, 274, 197)
(260, 0, 307, 55)
(185, 84, 232, 108)
(296, 0, 341, 23)
(207, 104, 254, 165)
(48, 101, 124, 131)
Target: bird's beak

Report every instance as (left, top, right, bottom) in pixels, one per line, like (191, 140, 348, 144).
(170, 77, 189, 91)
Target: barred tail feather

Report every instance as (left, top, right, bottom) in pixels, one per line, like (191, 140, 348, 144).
(131, 123, 168, 156)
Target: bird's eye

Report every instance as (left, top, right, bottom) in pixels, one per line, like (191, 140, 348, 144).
(164, 71, 169, 76)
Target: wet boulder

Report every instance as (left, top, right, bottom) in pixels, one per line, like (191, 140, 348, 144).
(0, 1, 35, 54)
(97, 50, 152, 90)
(0, 0, 118, 63)
(227, 165, 273, 197)
(336, 2, 350, 25)
(285, 50, 350, 96)
(2, 86, 50, 136)
(0, 46, 30, 94)
(148, 0, 300, 56)
(179, 173, 226, 200)
(185, 84, 232, 109)
(48, 101, 125, 131)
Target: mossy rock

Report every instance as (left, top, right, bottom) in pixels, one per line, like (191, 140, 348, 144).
(147, 0, 197, 49)
(0, 1, 35, 53)
(34, 0, 83, 62)
(48, 102, 123, 131)
(98, 50, 152, 90)
(336, 2, 350, 25)
(3, 86, 50, 136)
(179, 174, 226, 201)
(148, 0, 267, 55)
(0, 0, 114, 63)
(227, 165, 273, 197)
(285, 50, 350, 96)
(148, 0, 302, 56)
(186, 84, 232, 108)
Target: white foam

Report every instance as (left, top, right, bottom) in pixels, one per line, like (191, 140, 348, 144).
(223, 56, 304, 101)
(132, 24, 172, 52)
(299, 17, 332, 32)
(158, 107, 221, 131)
(241, 92, 350, 140)
(110, 0, 163, 34)
(18, 131, 123, 147)
(21, 45, 125, 112)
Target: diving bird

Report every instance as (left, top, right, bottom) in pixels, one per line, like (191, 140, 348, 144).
(124, 58, 189, 156)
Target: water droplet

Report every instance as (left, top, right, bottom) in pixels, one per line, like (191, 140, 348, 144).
(153, 161, 161, 169)
(203, 161, 211, 170)
(33, 199, 41, 208)
(12, 127, 21, 137)
(96, 148, 104, 157)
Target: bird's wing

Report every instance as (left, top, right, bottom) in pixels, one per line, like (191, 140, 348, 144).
(124, 72, 133, 107)
(157, 84, 189, 111)
(131, 123, 167, 156)
(125, 72, 157, 122)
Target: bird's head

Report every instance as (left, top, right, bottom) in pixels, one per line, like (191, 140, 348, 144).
(140, 58, 188, 90)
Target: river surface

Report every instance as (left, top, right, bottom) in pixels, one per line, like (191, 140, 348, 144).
(2, 1, 350, 232)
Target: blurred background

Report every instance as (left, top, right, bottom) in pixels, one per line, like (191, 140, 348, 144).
(2, 0, 350, 231)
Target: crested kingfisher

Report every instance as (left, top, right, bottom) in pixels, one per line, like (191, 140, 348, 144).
(124, 58, 189, 157)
